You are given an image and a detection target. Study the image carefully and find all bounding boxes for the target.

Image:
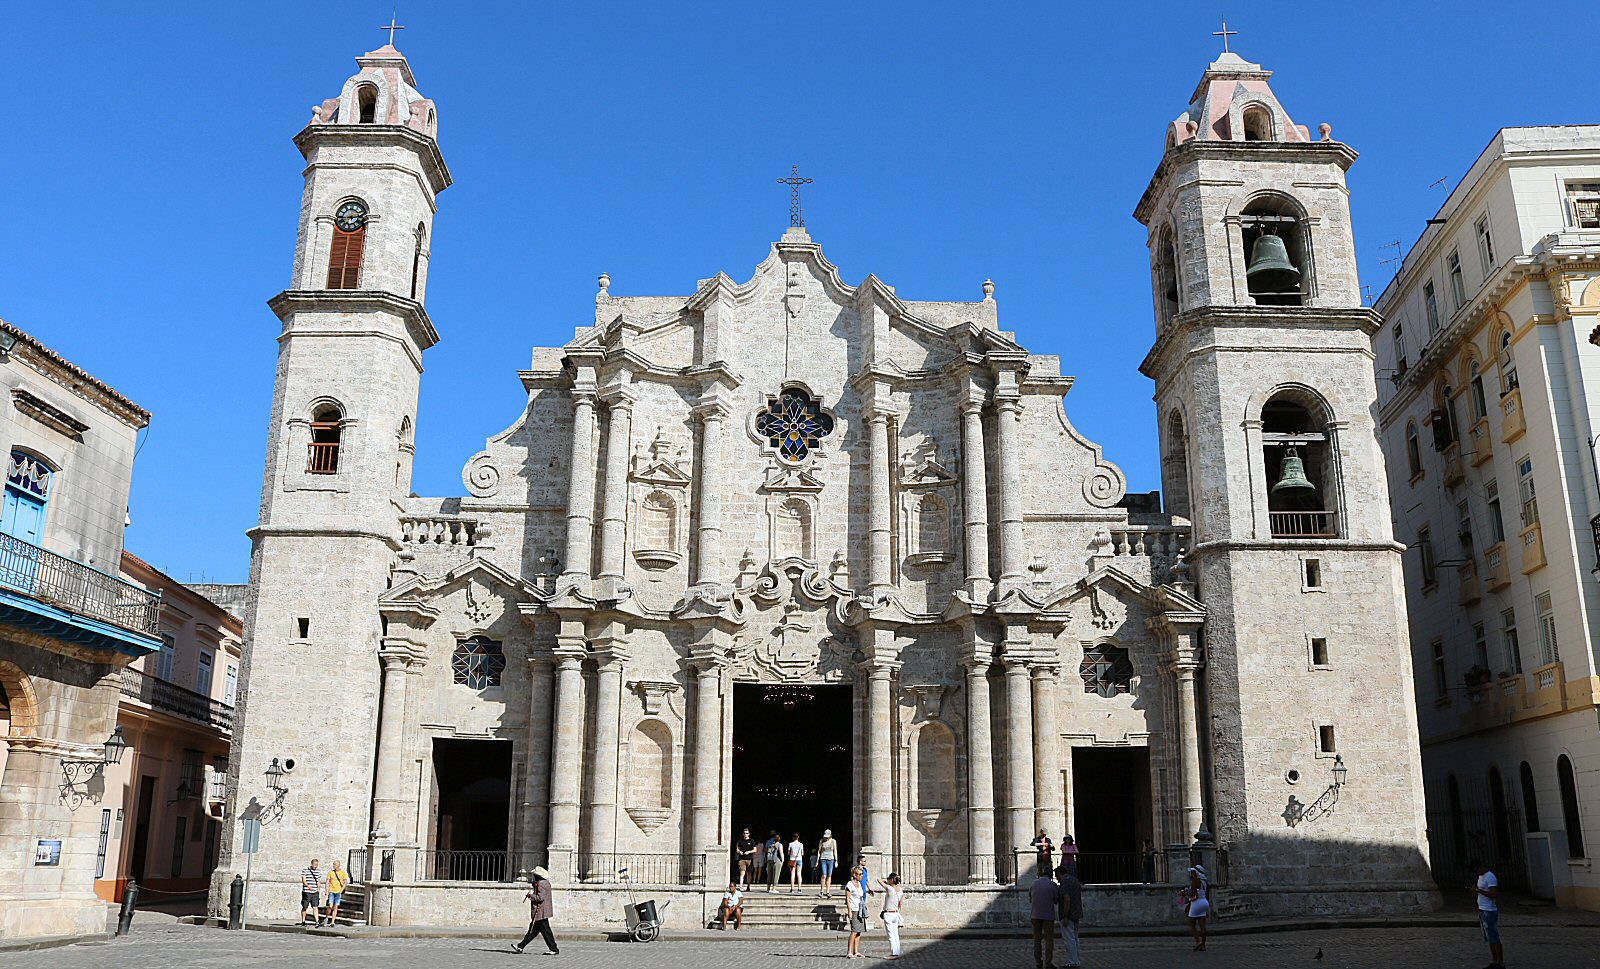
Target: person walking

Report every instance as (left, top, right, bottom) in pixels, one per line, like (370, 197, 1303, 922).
(719, 881, 744, 930)
(510, 865, 559, 955)
(298, 858, 321, 927)
(765, 832, 784, 892)
(323, 859, 350, 927)
(845, 864, 868, 959)
(735, 828, 757, 891)
(1179, 864, 1210, 952)
(1056, 863, 1083, 968)
(1060, 834, 1078, 872)
(1029, 871, 1060, 969)
(817, 829, 838, 897)
(1140, 839, 1156, 884)
(1471, 860, 1506, 969)
(787, 832, 805, 892)
(877, 873, 904, 960)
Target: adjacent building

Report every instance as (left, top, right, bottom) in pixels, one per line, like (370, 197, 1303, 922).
(0, 319, 160, 939)
(211, 44, 1437, 929)
(94, 552, 241, 903)
(1372, 126, 1600, 911)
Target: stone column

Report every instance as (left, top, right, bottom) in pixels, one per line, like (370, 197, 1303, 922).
(522, 656, 553, 870)
(964, 657, 996, 882)
(562, 388, 599, 580)
(546, 647, 587, 862)
(1173, 652, 1206, 843)
(1002, 656, 1035, 866)
(690, 658, 724, 855)
(371, 645, 417, 842)
(864, 661, 898, 849)
(866, 407, 894, 593)
(597, 394, 635, 584)
(694, 401, 729, 586)
(994, 395, 1026, 588)
(585, 650, 626, 858)
(959, 396, 992, 597)
(1031, 664, 1064, 838)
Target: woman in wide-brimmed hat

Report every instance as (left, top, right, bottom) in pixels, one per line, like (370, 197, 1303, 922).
(511, 865, 559, 955)
(1178, 864, 1210, 951)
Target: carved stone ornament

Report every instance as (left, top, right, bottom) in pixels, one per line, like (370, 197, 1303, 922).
(908, 808, 958, 841)
(907, 684, 947, 721)
(463, 582, 493, 625)
(463, 451, 502, 498)
(626, 807, 673, 836)
(629, 679, 681, 716)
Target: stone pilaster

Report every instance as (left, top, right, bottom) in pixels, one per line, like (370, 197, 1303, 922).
(865, 404, 897, 595)
(546, 639, 588, 860)
(584, 646, 628, 857)
(962, 651, 996, 882)
(1001, 654, 1035, 861)
(862, 658, 899, 849)
(693, 399, 730, 587)
(371, 641, 424, 843)
(689, 655, 725, 855)
(993, 392, 1026, 590)
(1172, 648, 1206, 844)
(1030, 663, 1064, 838)
(562, 380, 600, 582)
(959, 393, 992, 598)
(521, 655, 553, 869)
(596, 391, 636, 587)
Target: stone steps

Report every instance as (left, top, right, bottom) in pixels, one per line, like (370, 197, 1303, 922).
(711, 889, 850, 930)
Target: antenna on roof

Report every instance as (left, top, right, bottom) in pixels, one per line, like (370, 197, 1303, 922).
(1362, 284, 1375, 306)
(1429, 177, 1448, 189)
(1377, 240, 1403, 269)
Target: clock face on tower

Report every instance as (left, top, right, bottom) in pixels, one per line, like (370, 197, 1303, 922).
(335, 200, 368, 232)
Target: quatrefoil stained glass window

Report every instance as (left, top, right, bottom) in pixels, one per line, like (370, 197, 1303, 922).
(452, 636, 506, 689)
(755, 388, 835, 463)
(1080, 642, 1134, 699)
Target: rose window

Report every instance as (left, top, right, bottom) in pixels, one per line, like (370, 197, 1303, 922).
(755, 388, 835, 463)
(1080, 642, 1134, 698)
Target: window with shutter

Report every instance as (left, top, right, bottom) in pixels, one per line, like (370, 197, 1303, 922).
(326, 227, 366, 289)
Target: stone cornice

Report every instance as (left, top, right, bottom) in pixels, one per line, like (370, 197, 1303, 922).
(1135, 140, 1358, 225)
(1139, 305, 1381, 380)
(269, 289, 440, 356)
(0, 319, 149, 428)
(293, 123, 452, 196)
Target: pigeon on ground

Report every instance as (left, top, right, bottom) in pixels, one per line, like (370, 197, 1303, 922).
(1314, 947, 1323, 960)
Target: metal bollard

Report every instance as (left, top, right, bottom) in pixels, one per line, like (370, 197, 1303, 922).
(228, 874, 245, 930)
(116, 880, 139, 936)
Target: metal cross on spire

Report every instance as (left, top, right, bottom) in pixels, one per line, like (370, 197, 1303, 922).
(380, 12, 407, 47)
(1212, 20, 1238, 53)
(776, 166, 814, 228)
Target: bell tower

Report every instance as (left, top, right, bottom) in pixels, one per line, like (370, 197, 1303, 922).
(213, 42, 451, 916)
(1136, 52, 1438, 912)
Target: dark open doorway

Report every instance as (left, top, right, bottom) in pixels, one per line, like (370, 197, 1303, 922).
(731, 683, 853, 883)
(1071, 746, 1152, 884)
(429, 737, 512, 880)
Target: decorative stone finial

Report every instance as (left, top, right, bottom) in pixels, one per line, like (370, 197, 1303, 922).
(1318, 122, 1332, 142)
(598, 272, 611, 295)
(982, 278, 995, 301)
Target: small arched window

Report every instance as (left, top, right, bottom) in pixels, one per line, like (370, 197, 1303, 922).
(1433, 383, 1459, 450)
(1469, 360, 1488, 421)
(1404, 421, 1422, 478)
(356, 84, 378, 124)
(326, 199, 368, 290)
(1263, 391, 1339, 538)
(452, 636, 505, 689)
(1498, 331, 1519, 394)
(1557, 754, 1587, 858)
(1520, 760, 1542, 832)
(1164, 411, 1192, 519)
(1240, 195, 1309, 306)
(2, 450, 54, 547)
(1154, 225, 1180, 327)
(1242, 104, 1273, 142)
(775, 497, 814, 560)
(913, 493, 950, 557)
(307, 404, 343, 474)
(638, 491, 678, 551)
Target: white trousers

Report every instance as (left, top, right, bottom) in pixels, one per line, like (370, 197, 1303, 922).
(882, 912, 903, 956)
(1059, 918, 1081, 966)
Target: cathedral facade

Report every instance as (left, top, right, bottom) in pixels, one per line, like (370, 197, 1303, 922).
(214, 45, 1440, 927)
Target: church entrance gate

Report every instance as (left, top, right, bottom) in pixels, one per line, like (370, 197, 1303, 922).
(1070, 746, 1153, 884)
(427, 738, 512, 882)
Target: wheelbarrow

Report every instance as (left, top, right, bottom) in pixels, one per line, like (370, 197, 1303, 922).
(618, 867, 669, 943)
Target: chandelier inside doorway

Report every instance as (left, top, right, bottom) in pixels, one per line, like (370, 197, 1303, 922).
(761, 684, 815, 710)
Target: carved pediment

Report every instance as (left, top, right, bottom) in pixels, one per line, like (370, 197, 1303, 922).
(631, 427, 692, 487)
(729, 631, 859, 685)
(900, 440, 958, 489)
(759, 462, 825, 494)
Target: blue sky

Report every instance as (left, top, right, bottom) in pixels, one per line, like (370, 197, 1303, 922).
(0, 2, 1588, 583)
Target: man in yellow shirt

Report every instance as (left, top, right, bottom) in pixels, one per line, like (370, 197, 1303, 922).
(323, 860, 351, 927)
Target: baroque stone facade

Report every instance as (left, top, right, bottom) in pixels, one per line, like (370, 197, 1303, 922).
(214, 46, 1439, 926)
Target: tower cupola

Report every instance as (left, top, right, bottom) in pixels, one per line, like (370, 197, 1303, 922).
(310, 44, 439, 138)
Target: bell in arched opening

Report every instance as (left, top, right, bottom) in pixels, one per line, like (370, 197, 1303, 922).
(1246, 232, 1301, 294)
(1271, 446, 1317, 496)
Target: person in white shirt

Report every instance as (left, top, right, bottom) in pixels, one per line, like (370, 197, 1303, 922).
(1471, 860, 1505, 969)
(845, 865, 867, 959)
(719, 882, 744, 930)
(877, 873, 904, 959)
(786, 832, 805, 893)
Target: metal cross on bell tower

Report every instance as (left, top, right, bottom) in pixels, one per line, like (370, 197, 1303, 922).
(1212, 20, 1238, 53)
(776, 166, 813, 227)
(380, 12, 407, 47)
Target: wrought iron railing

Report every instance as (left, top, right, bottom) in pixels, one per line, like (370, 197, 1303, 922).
(347, 847, 368, 884)
(117, 666, 234, 731)
(416, 849, 522, 882)
(1269, 510, 1338, 539)
(0, 531, 161, 636)
(573, 852, 706, 886)
(1069, 851, 1153, 885)
(892, 854, 1000, 886)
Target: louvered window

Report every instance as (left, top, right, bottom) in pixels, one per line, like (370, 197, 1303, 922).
(327, 227, 366, 289)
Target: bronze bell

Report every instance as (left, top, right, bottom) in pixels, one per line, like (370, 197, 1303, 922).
(1246, 233, 1301, 293)
(1271, 446, 1317, 495)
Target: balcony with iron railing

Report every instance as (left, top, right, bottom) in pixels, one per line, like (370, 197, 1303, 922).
(118, 665, 234, 732)
(1268, 510, 1339, 539)
(0, 530, 162, 651)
